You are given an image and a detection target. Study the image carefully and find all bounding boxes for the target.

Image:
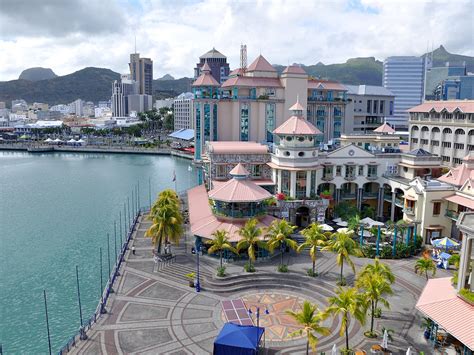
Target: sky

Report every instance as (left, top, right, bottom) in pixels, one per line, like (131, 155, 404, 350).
(0, 0, 473, 81)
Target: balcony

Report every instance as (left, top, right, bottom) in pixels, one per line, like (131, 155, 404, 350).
(322, 175, 334, 181)
(383, 193, 392, 202)
(366, 175, 378, 181)
(403, 207, 415, 216)
(363, 192, 378, 199)
(344, 175, 356, 181)
(341, 192, 356, 199)
(394, 197, 404, 207)
(445, 210, 459, 220)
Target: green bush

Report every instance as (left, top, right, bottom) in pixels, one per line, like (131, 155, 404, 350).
(244, 263, 255, 273)
(395, 243, 411, 258)
(307, 269, 318, 277)
(217, 266, 226, 277)
(373, 307, 382, 318)
(380, 246, 392, 259)
(277, 264, 288, 273)
(362, 245, 376, 258)
(459, 288, 474, 303)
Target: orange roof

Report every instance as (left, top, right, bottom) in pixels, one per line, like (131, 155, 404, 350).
(208, 177, 272, 202)
(207, 141, 269, 154)
(192, 72, 220, 87)
(273, 116, 322, 135)
(308, 80, 347, 91)
(229, 163, 249, 176)
(221, 76, 282, 88)
(408, 100, 474, 113)
(282, 65, 306, 75)
(373, 122, 396, 134)
(438, 157, 474, 186)
(247, 55, 276, 72)
(416, 277, 474, 350)
(187, 185, 276, 242)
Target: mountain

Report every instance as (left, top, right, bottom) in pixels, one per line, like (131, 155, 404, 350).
(0, 67, 119, 106)
(19, 67, 57, 81)
(422, 45, 474, 72)
(156, 74, 175, 81)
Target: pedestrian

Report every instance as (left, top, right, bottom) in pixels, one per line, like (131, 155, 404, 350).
(132, 246, 136, 255)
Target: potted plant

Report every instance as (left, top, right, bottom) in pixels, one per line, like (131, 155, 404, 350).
(320, 190, 332, 199)
(185, 272, 196, 288)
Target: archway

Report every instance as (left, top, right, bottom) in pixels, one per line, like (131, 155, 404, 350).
(362, 182, 380, 218)
(382, 184, 392, 221)
(295, 206, 310, 228)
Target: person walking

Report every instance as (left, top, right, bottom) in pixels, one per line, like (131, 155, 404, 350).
(132, 246, 136, 255)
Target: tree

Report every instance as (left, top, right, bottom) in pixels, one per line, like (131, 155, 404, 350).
(322, 231, 361, 285)
(348, 214, 361, 236)
(236, 219, 266, 271)
(205, 230, 237, 269)
(356, 273, 393, 336)
(358, 259, 395, 284)
(266, 219, 297, 270)
(415, 257, 437, 280)
(298, 223, 327, 276)
(325, 287, 367, 352)
(334, 201, 358, 221)
(286, 301, 330, 354)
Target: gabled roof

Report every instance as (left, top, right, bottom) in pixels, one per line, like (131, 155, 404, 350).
(192, 72, 220, 87)
(282, 65, 307, 75)
(201, 61, 211, 72)
(438, 156, 474, 186)
(199, 47, 226, 59)
(327, 144, 375, 158)
(273, 116, 321, 135)
(289, 97, 304, 111)
(247, 55, 276, 72)
(408, 100, 474, 113)
(308, 80, 347, 91)
(208, 177, 272, 202)
(373, 122, 396, 134)
(406, 148, 433, 156)
(221, 76, 282, 88)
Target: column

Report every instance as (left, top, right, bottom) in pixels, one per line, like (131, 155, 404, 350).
(390, 192, 396, 221)
(336, 188, 341, 204)
(306, 171, 312, 198)
(277, 170, 282, 193)
(457, 237, 473, 292)
(377, 187, 384, 220)
(290, 171, 296, 198)
(357, 188, 363, 209)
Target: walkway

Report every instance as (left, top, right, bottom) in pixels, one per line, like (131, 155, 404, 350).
(71, 215, 452, 354)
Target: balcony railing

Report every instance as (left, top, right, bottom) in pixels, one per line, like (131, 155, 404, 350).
(445, 210, 459, 220)
(394, 197, 404, 207)
(366, 175, 378, 180)
(362, 192, 378, 199)
(344, 175, 356, 181)
(383, 193, 392, 202)
(322, 175, 334, 181)
(403, 207, 415, 216)
(341, 192, 356, 199)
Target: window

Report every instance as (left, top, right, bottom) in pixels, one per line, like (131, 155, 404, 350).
(265, 88, 275, 97)
(204, 103, 210, 142)
(454, 143, 465, 150)
(442, 156, 451, 162)
(389, 101, 394, 115)
(265, 103, 275, 142)
(433, 202, 441, 216)
(431, 140, 439, 146)
(368, 165, 377, 177)
(442, 142, 451, 148)
(345, 165, 355, 178)
(281, 170, 290, 195)
(453, 158, 463, 165)
(336, 166, 342, 176)
(251, 165, 261, 178)
(421, 139, 428, 145)
(213, 104, 218, 141)
(373, 100, 378, 114)
(216, 165, 227, 178)
(195, 105, 201, 158)
(380, 100, 384, 114)
(240, 103, 249, 141)
(358, 166, 364, 175)
(367, 100, 372, 113)
(298, 152, 305, 157)
(296, 171, 306, 198)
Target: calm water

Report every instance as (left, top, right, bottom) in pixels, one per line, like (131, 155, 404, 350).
(0, 151, 198, 354)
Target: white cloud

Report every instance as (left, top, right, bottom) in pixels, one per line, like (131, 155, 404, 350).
(0, 0, 472, 81)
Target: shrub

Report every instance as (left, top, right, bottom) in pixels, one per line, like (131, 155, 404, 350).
(380, 246, 392, 259)
(217, 266, 226, 277)
(395, 243, 411, 258)
(337, 276, 347, 286)
(244, 262, 255, 273)
(459, 288, 474, 303)
(362, 245, 376, 258)
(373, 307, 382, 318)
(278, 264, 288, 273)
(307, 269, 318, 277)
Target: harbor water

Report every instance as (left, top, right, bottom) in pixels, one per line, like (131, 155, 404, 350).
(0, 151, 198, 353)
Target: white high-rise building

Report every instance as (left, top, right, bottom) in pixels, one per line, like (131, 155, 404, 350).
(383, 56, 425, 129)
(173, 92, 194, 130)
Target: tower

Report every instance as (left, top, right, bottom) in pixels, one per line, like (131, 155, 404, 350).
(240, 44, 247, 71)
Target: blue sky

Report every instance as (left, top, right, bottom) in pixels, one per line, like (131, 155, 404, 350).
(0, 0, 472, 80)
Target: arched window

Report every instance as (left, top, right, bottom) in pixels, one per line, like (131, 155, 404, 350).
(421, 126, 429, 132)
(412, 126, 419, 131)
(443, 128, 452, 134)
(455, 129, 465, 135)
(469, 130, 474, 136)
(432, 127, 440, 133)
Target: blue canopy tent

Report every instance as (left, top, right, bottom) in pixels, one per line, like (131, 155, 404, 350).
(213, 323, 264, 355)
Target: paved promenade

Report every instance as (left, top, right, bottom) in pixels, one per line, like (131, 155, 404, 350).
(71, 215, 452, 354)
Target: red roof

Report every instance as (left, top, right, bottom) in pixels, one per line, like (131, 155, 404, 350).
(273, 116, 322, 135)
(373, 122, 396, 134)
(229, 163, 249, 176)
(247, 55, 276, 72)
(282, 65, 307, 75)
(308, 80, 347, 91)
(187, 185, 276, 242)
(416, 277, 474, 350)
(192, 72, 220, 87)
(289, 99, 304, 111)
(221, 76, 282, 88)
(207, 141, 269, 154)
(438, 156, 474, 186)
(408, 100, 474, 113)
(208, 177, 272, 202)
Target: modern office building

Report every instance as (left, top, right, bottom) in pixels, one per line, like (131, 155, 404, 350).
(129, 53, 153, 95)
(383, 56, 425, 129)
(344, 85, 395, 133)
(127, 94, 153, 114)
(69, 99, 84, 117)
(111, 74, 139, 117)
(424, 62, 467, 100)
(408, 100, 474, 166)
(194, 48, 230, 84)
(173, 92, 194, 130)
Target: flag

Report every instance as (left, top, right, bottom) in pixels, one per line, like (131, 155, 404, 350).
(172, 170, 176, 182)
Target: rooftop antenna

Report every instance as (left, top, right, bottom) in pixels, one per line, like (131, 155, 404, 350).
(240, 44, 247, 72)
(134, 34, 137, 54)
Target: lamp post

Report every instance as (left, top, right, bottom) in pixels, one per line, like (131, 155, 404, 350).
(195, 244, 202, 292)
(247, 306, 269, 353)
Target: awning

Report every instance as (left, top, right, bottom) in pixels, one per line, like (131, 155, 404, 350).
(416, 278, 474, 350)
(404, 195, 417, 201)
(168, 129, 195, 141)
(444, 194, 474, 210)
(425, 225, 445, 230)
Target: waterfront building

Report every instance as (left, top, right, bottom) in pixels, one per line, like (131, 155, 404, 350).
(408, 100, 474, 166)
(129, 53, 153, 95)
(194, 48, 230, 85)
(344, 85, 395, 133)
(383, 56, 425, 129)
(173, 92, 194, 130)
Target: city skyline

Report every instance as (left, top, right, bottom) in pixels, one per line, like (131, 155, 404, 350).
(0, 0, 473, 81)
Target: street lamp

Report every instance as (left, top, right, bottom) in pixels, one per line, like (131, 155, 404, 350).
(195, 244, 202, 292)
(247, 306, 269, 353)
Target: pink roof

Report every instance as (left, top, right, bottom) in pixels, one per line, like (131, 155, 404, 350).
(207, 141, 269, 154)
(201, 61, 211, 72)
(247, 55, 276, 72)
(192, 72, 220, 87)
(187, 185, 277, 242)
(308, 80, 347, 91)
(416, 277, 474, 350)
(408, 100, 474, 113)
(444, 194, 474, 210)
(208, 177, 272, 202)
(373, 122, 396, 133)
(438, 158, 474, 186)
(229, 163, 249, 176)
(273, 116, 322, 135)
(282, 65, 306, 75)
(229, 68, 244, 76)
(289, 98, 304, 111)
(221, 76, 282, 88)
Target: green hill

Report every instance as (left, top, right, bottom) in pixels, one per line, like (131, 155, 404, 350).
(422, 45, 474, 72)
(19, 67, 57, 81)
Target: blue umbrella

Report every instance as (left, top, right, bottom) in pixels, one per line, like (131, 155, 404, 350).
(432, 237, 460, 251)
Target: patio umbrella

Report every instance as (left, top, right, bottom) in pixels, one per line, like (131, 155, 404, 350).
(336, 221, 348, 227)
(337, 228, 350, 234)
(406, 346, 414, 355)
(331, 344, 338, 355)
(44, 138, 53, 142)
(332, 218, 342, 223)
(360, 217, 375, 226)
(432, 237, 460, 251)
(381, 329, 389, 350)
(320, 224, 334, 232)
(361, 230, 372, 237)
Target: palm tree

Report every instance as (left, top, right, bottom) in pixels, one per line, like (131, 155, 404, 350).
(348, 214, 361, 235)
(415, 257, 437, 280)
(149, 189, 179, 218)
(145, 204, 183, 254)
(298, 223, 327, 276)
(266, 219, 297, 269)
(325, 287, 367, 351)
(356, 273, 393, 336)
(322, 231, 361, 285)
(205, 230, 237, 269)
(286, 301, 330, 354)
(236, 219, 266, 271)
(359, 259, 395, 284)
